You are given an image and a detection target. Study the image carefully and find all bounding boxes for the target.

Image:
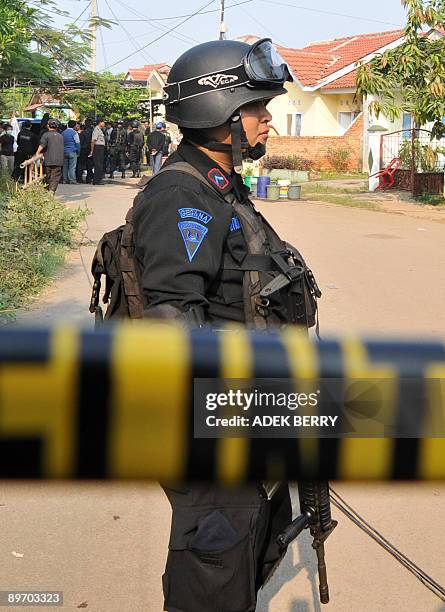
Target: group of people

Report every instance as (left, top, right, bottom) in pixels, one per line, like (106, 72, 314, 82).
(0, 115, 174, 193)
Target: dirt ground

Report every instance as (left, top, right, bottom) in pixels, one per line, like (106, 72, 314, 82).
(7, 178, 445, 612)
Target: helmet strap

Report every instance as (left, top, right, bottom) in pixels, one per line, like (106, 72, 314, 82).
(230, 115, 245, 174)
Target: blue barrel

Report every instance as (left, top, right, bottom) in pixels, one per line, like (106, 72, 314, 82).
(256, 175, 270, 198)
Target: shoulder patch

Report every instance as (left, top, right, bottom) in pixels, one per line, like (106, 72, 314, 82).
(208, 168, 230, 190)
(229, 215, 241, 232)
(178, 207, 213, 225)
(178, 221, 208, 262)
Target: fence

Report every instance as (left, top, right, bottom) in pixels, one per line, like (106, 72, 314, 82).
(0, 323, 445, 481)
(380, 129, 445, 196)
(20, 154, 44, 188)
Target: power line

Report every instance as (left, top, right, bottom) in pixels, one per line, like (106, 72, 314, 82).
(102, 29, 160, 46)
(237, 2, 288, 46)
(113, 0, 201, 45)
(259, 0, 402, 28)
(72, 1, 92, 25)
(97, 0, 109, 69)
(102, 0, 158, 65)
(102, 0, 217, 71)
(116, 0, 255, 21)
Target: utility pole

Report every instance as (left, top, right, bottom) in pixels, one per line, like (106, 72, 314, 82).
(90, 0, 97, 72)
(219, 0, 226, 40)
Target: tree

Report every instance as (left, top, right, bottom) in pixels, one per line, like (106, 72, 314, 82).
(61, 73, 147, 120)
(357, 0, 445, 138)
(0, 0, 112, 84)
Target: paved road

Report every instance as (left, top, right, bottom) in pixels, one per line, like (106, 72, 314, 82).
(8, 179, 445, 611)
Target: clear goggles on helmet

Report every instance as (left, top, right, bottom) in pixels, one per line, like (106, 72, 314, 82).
(244, 38, 291, 84)
(164, 38, 292, 105)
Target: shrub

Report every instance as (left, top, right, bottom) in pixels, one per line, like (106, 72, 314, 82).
(261, 155, 312, 171)
(326, 148, 351, 173)
(0, 184, 89, 318)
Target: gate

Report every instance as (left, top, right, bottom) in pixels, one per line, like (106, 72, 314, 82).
(380, 129, 445, 196)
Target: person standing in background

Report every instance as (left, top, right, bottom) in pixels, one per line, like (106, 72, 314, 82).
(127, 120, 144, 178)
(89, 118, 106, 185)
(161, 122, 171, 158)
(146, 122, 166, 175)
(12, 120, 38, 181)
(39, 113, 50, 138)
(107, 121, 118, 179)
(114, 120, 128, 179)
(62, 120, 80, 184)
(0, 124, 15, 175)
(143, 121, 151, 165)
(77, 118, 94, 184)
(35, 119, 64, 193)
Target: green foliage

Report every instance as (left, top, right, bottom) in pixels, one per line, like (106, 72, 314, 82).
(416, 191, 445, 205)
(357, 0, 445, 138)
(326, 148, 351, 173)
(61, 72, 146, 120)
(262, 155, 312, 171)
(398, 139, 445, 170)
(0, 184, 89, 317)
(0, 0, 113, 85)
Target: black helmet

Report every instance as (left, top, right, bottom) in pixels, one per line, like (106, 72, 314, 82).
(164, 38, 291, 170)
(164, 38, 290, 128)
(132, 120, 140, 128)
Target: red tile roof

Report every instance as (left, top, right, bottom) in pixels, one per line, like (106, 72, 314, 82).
(278, 29, 404, 87)
(125, 63, 170, 81)
(321, 68, 358, 90)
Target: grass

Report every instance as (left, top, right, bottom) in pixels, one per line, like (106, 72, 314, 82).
(416, 192, 445, 207)
(303, 192, 378, 210)
(300, 180, 378, 210)
(314, 171, 368, 181)
(303, 182, 368, 195)
(0, 182, 89, 321)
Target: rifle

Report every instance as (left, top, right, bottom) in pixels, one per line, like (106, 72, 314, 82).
(277, 481, 337, 604)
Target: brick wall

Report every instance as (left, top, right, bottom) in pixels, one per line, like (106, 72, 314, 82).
(266, 113, 364, 171)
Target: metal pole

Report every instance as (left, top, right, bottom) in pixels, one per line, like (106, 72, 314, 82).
(219, 0, 226, 40)
(90, 0, 97, 73)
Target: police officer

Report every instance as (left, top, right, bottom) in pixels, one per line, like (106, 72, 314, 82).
(127, 120, 144, 178)
(13, 120, 38, 181)
(114, 120, 128, 179)
(133, 38, 315, 612)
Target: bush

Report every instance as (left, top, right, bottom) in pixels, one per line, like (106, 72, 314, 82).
(261, 155, 312, 171)
(326, 148, 351, 173)
(0, 184, 89, 319)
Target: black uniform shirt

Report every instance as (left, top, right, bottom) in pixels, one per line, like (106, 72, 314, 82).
(133, 141, 252, 323)
(17, 128, 38, 156)
(146, 130, 166, 154)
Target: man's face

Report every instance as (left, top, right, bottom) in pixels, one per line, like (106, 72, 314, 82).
(99, 121, 105, 128)
(240, 100, 272, 147)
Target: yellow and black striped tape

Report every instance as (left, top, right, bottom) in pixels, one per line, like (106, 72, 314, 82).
(0, 323, 444, 481)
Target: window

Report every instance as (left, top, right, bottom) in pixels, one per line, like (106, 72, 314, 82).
(402, 113, 412, 140)
(338, 111, 360, 133)
(286, 113, 302, 136)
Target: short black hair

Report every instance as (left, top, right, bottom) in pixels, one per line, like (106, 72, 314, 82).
(68, 120, 76, 128)
(22, 120, 32, 129)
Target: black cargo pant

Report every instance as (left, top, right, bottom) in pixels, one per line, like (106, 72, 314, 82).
(93, 145, 105, 184)
(162, 483, 291, 612)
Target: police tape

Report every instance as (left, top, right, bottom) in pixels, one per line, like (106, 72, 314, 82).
(0, 323, 444, 481)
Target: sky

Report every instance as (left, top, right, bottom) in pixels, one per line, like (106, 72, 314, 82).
(43, 0, 407, 74)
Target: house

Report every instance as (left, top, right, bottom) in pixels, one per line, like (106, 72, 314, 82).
(263, 28, 445, 171)
(123, 63, 171, 124)
(23, 92, 75, 121)
(264, 29, 407, 170)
